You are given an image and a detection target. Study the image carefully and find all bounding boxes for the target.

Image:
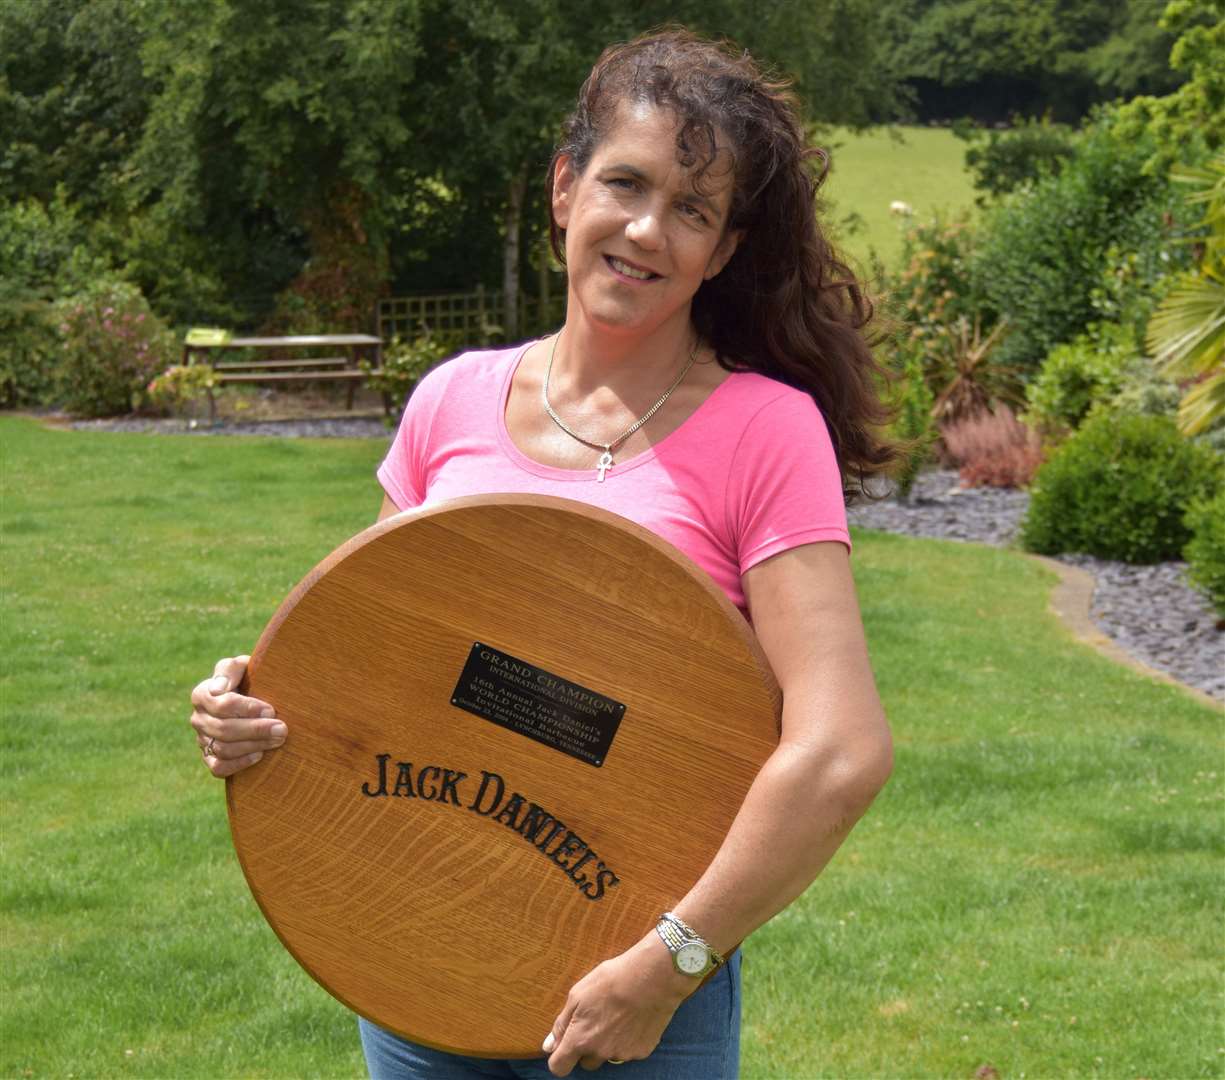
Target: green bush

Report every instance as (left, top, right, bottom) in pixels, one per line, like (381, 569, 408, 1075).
(889, 349, 936, 502)
(956, 116, 1078, 203)
(893, 214, 987, 349)
(1184, 490, 1225, 617)
(1021, 411, 1223, 563)
(974, 110, 1195, 375)
(1025, 324, 1138, 438)
(52, 278, 177, 417)
(0, 195, 109, 408)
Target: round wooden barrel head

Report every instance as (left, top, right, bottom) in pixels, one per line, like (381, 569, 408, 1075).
(227, 494, 779, 1058)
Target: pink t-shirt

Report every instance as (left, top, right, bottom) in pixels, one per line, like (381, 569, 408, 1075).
(377, 342, 850, 617)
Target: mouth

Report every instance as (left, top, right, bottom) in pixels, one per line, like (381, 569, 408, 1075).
(604, 255, 660, 282)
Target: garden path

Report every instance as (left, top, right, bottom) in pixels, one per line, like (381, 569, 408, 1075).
(847, 469, 1223, 703)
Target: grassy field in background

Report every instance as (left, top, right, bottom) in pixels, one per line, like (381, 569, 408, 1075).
(821, 126, 979, 274)
(2, 416, 1221, 1079)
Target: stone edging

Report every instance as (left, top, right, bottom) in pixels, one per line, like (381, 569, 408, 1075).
(1027, 554, 1221, 710)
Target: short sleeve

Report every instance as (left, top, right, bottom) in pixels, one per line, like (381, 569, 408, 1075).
(726, 390, 851, 574)
(376, 360, 452, 510)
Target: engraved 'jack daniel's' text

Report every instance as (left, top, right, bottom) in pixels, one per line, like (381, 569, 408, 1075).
(360, 754, 620, 901)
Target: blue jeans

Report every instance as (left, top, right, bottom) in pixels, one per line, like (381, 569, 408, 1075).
(359, 950, 742, 1079)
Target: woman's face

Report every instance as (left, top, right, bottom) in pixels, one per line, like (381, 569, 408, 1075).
(551, 102, 742, 341)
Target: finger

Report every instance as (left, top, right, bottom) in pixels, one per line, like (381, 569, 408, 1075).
(190, 707, 286, 746)
(190, 678, 275, 718)
(212, 654, 251, 689)
(548, 1028, 585, 1077)
(197, 734, 272, 761)
(203, 749, 263, 779)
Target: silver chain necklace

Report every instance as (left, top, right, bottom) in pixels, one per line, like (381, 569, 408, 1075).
(541, 332, 699, 482)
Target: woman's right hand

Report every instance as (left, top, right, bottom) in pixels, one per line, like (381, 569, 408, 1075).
(190, 655, 287, 778)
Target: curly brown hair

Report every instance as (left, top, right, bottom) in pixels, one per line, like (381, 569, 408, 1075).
(546, 28, 900, 501)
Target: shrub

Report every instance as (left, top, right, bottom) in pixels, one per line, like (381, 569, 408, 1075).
(940, 406, 1043, 490)
(955, 116, 1078, 203)
(0, 195, 110, 408)
(1021, 411, 1223, 563)
(1025, 325, 1138, 439)
(889, 349, 936, 502)
(927, 314, 1023, 424)
(1184, 490, 1225, 617)
(890, 218, 1020, 423)
(147, 364, 216, 417)
(974, 110, 1194, 375)
(892, 214, 988, 355)
(52, 278, 177, 417)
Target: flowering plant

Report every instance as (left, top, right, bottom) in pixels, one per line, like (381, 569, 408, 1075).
(147, 364, 216, 417)
(52, 278, 176, 417)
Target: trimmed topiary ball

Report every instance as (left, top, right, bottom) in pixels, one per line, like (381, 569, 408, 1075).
(1021, 411, 1223, 563)
(1184, 490, 1225, 617)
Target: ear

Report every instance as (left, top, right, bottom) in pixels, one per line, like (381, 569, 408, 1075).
(704, 228, 744, 280)
(551, 155, 576, 231)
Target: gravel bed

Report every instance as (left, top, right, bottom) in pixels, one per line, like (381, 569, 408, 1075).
(849, 470, 1223, 702)
(69, 416, 1223, 701)
(67, 415, 392, 439)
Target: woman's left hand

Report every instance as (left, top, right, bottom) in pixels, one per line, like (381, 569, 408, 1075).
(542, 934, 693, 1075)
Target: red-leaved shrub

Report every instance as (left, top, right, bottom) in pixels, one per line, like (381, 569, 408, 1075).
(940, 405, 1044, 488)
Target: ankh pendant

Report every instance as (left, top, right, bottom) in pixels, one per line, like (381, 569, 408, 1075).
(596, 449, 614, 482)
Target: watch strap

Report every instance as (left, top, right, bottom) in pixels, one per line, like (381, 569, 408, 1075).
(657, 911, 725, 968)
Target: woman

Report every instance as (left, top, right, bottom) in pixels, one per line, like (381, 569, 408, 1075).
(190, 29, 896, 1079)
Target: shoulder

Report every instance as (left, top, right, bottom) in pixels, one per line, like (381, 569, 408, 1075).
(415, 343, 523, 395)
(711, 370, 834, 440)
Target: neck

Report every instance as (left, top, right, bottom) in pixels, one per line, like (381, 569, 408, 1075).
(551, 309, 696, 398)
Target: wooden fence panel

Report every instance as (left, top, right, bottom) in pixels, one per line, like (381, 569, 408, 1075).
(377, 288, 565, 346)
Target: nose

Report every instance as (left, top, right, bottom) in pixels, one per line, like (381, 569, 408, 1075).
(625, 209, 663, 251)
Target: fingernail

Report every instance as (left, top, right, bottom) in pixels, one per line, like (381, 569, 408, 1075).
(542, 1033, 555, 1052)
(247, 751, 263, 764)
(260, 707, 275, 719)
(269, 722, 287, 738)
(209, 677, 227, 693)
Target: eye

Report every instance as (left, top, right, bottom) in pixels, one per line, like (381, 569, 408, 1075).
(678, 201, 708, 224)
(606, 176, 637, 191)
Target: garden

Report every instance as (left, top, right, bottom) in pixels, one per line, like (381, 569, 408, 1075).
(2, 0, 1224, 1077)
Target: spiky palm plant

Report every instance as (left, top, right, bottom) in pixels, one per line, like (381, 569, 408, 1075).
(1145, 152, 1225, 436)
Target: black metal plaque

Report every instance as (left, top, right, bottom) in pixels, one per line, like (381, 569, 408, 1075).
(450, 642, 626, 767)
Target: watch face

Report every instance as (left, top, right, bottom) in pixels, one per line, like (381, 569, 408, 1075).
(675, 942, 709, 975)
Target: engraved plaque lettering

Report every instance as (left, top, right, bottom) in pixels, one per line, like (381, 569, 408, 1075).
(450, 643, 626, 767)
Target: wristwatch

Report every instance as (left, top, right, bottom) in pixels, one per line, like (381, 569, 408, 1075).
(655, 911, 725, 977)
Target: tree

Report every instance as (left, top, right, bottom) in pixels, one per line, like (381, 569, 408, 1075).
(879, 0, 1186, 121)
(131, 0, 426, 326)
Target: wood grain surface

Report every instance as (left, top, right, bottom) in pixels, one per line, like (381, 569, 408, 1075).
(227, 494, 780, 1057)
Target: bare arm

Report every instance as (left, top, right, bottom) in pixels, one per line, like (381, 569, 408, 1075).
(670, 540, 893, 949)
(377, 493, 401, 521)
(544, 541, 893, 1074)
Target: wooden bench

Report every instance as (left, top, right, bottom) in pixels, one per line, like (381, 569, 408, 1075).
(182, 334, 385, 420)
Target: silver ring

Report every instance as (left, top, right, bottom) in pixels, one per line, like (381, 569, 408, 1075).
(204, 737, 218, 757)
(608, 1060, 625, 1066)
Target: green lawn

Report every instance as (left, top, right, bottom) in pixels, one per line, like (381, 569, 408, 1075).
(820, 125, 979, 273)
(2, 416, 1221, 1079)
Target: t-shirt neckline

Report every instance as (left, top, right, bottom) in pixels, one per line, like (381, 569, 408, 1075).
(494, 338, 737, 482)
